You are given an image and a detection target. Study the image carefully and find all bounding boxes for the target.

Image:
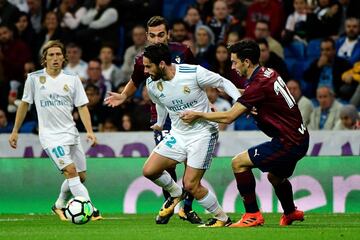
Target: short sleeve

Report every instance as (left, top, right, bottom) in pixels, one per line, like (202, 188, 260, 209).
(22, 75, 35, 104)
(73, 76, 89, 107)
(237, 82, 265, 109)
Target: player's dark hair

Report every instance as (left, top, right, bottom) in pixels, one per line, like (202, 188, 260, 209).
(41, 40, 68, 67)
(228, 39, 260, 64)
(143, 43, 172, 65)
(147, 16, 169, 32)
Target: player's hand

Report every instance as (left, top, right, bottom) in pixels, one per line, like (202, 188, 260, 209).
(86, 132, 97, 147)
(9, 132, 18, 149)
(104, 92, 127, 107)
(179, 111, 199, 124)
(150, 124, 163, 131)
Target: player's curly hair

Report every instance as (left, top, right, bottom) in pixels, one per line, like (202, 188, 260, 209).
(40, 40, 68, 68)
(143, 43, 171, 65)
(228, 39, 260, 65)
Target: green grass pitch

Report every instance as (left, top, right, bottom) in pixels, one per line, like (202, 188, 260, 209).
(1, 213, 359, 240)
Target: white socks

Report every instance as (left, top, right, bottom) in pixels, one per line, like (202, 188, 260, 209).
(154, 171, 183, 197)
(198, 191, 228, 222)
(67, 176, 90, 201)
(55, 180, 71, 209)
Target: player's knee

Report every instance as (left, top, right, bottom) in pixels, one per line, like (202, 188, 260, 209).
(183, 180, 198, 195)
(63, 164, 77, 178)
(267, 173, 284, 186)
(143, 166, 156, 180)
(231, 156, 243, 171)
(78, 173, 86, 183)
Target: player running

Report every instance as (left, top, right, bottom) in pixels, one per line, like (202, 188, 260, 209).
(143, 43, 241, 227)
(181, 39, 309, 227)
(104, 16, 200, 224)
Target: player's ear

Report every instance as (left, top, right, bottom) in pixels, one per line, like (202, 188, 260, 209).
(159, 61, 165, 69)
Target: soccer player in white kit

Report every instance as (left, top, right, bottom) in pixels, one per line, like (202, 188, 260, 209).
(142, 44, 241, 227)
(8, 40, 102, 221)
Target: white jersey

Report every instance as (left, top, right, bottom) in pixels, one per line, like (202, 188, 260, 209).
(22, 68, 88, 149)
(147, 64, 240, 135)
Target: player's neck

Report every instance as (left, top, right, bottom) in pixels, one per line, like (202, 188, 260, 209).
(46, 68, 62, 78)
(163, 64, 176, 81)
(247, 64, 260, 78)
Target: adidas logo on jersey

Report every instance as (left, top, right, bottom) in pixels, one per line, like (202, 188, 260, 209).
(40, 86, 46, 90)
(159, 93, 166, 98)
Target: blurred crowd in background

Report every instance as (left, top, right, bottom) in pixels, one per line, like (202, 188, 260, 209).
(0, 0, 359, 134)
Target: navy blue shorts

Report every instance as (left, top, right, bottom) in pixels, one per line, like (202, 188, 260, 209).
(248, 137, 309, 178)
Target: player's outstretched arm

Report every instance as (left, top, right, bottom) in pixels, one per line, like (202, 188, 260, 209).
(9, 101, 29, 149)
(77, 105, 97, 147)
(104, 79, 137, 107)
(181, 102, 247, 124)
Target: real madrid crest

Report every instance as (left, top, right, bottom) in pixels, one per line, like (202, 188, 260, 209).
(63, 84, 69, 92)
(39, 76, 46, 84)
(183, 86, 190, 94)
(157, 82, 163, 91)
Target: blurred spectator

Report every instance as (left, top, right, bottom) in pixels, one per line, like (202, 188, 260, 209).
(183, 5, 203, 35)
(211, 42, 232, 80)
(287, 79, 314, 126)
(226, 30, 240, 46)
(304, 37, 354, 100)
(282, 0, 309, 44)
(77, 0, 119, 60)
(36, 11, 64, 64)
(307, 0, 342, 39)
(0, 0, 20, 25)
(101, 118, 118, 132)
(226, 0, 247, 24)
(342, 61, 360, 107)
(336, 17, 360, 65)
(85, 58, 110, 99)
(334, 104, 360, 129)
(207, 0, 242, 44)
(194, 25, 215, 69)
(0, 24, 31, 83)
(74, 84, 106, 132)
(8, 0, 29, 12)
(99, 44, 124, 89)
(64, 42, 88, 81)
(308, 86, 342, 130)
(171, 19, 190, 43)
(14, 11, 36, 57)
(257, 38, 290, 81)
(245, 0, 285, 40)
(120, 113, 135, 131)
(57, 0, 87, 33)
(254, 19, 284, 59)
(206, 87, 232, 130)
(0, 109, 12, 133)
(120, 24, 146, 83)
(195, 0, 213, 23)
(132, 85, 151, 131)
(26, 0, 43, 34)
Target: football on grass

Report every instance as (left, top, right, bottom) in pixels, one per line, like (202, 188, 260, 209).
(64, 196, 94, 224)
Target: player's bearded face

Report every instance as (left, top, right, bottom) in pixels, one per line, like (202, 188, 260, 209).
(150, 65, 164, 81)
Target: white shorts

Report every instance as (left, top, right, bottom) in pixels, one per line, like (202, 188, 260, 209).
(153, 130, 218, 169)
(45, 144, 87, 172)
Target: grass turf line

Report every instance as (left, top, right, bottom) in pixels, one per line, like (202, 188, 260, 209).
(1, 213, 359, 240)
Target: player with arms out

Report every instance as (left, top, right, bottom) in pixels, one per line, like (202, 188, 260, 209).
(143, 43, 241, 227)
(8, 40, 102, 221)
(104, 16, 200, 224)
(181, 39, 309, 227)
